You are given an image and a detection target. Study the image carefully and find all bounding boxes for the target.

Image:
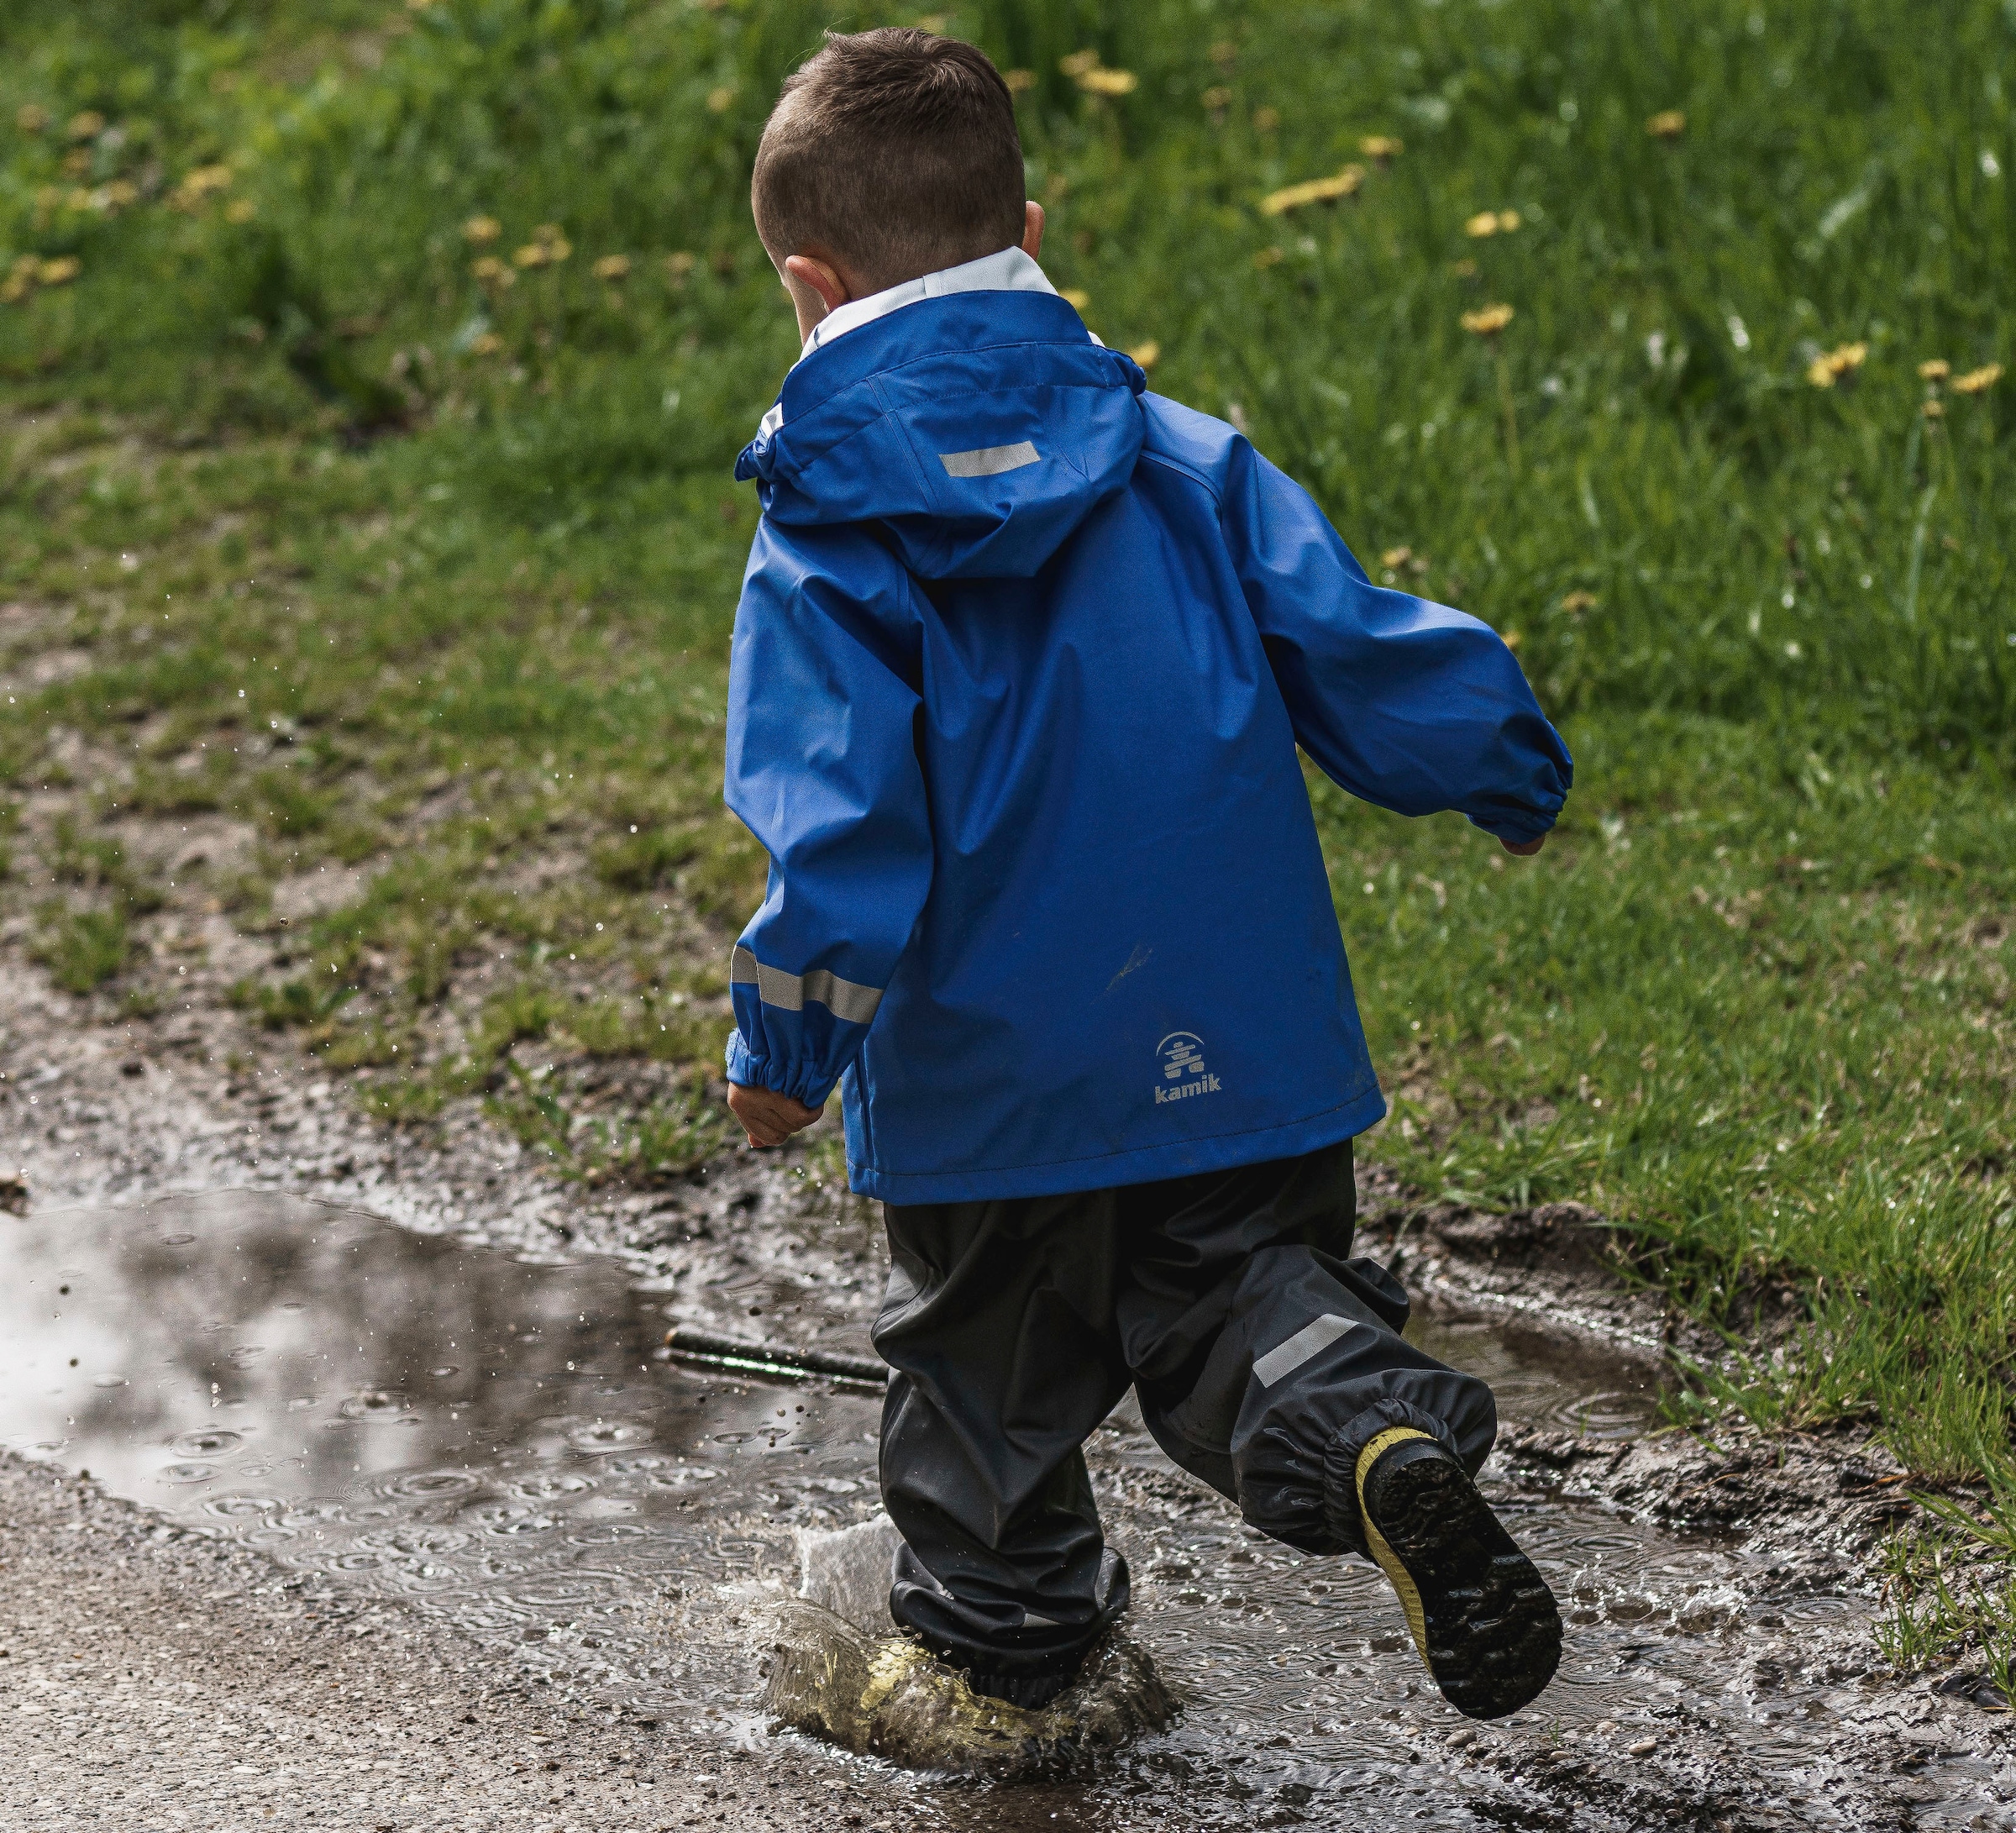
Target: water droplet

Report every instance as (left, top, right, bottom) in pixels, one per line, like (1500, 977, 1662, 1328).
(159, 1462, 218, 1484)
(171, 1428, 244, 1457)
(379, 1469, 481, 1501)
(566, 1420, 653, 1454)
(203, 1494, 278, 1519)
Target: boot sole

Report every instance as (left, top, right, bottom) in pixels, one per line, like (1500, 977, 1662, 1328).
(1359, 1442, 1562, 1720)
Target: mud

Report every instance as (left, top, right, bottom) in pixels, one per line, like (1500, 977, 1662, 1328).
(6, 919, 2016, 1824)
(4, 1189, 2013, 1829)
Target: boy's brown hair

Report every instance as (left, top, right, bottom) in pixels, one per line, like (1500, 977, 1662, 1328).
(753, 29, 1026, 295)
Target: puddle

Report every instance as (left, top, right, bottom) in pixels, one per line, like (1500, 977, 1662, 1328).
(3, 1192, 2006, 1829)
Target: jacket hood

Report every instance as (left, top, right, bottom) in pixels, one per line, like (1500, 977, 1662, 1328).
(735, 291, 1147, 580)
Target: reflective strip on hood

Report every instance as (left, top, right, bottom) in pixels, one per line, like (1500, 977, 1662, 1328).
(731, 945, 884, 1026)
(939, 441, 1039, 479)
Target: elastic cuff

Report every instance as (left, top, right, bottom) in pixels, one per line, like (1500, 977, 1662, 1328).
(1470, 808, 1558, 845)
(723, 1029, 836, 1109)
(1319, 1400, 1463, 1557)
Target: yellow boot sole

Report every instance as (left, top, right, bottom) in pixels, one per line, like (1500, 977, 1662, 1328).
(1354, 1426, 1562, 1720)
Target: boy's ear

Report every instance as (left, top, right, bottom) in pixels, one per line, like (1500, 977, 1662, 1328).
(784, 254, 850, 317)
(1021, 201, 1045, 261)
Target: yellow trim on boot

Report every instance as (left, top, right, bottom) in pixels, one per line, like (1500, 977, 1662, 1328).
(1355, 1426, 1436, 1672)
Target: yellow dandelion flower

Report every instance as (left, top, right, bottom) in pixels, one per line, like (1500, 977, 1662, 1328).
(1953, 363, 2003, 396)
(16, 104, 49, 134)
(62, 150, 92, 178)
(1922, 399, 1944, 419)
(1449, 257, 1479, 280)
(1497, 209, 1521, 232)
(592, 254, 631, 281)
(1210, 39, 1236, 67)
(1004, 69, 1037, 94)
(1260, 167, 1364, 216)
(1917, 359, 1950, 382)
(1359, 134, 1403, 163)
(1079, 68, 1138, 96)
(513, 244, 550, 268)
(1202, 86, 1232, 112)
(1646, 109, 1687, 139)
(464, 216, 501, 244)
(1058, 50, 1102, 77)
(1808, 342, 1868, 388)
(913, 13, 948, 31)
(169, 163, 235, 211)
(37, 256, 80, 286)
(224, 198, 258, 223)
(664, 251, 697, 283)
(101, 180, 138, 210)
(1501, 628, 1523, 651)
(1561, 590, 1599, 614)
(1060, 288, 1091, 310)
(0, 275, 30, 306)
(66, 110, 107, 142)
(706, 86, 736, 114)
(1127, 339, 1160, 370)
(1380, 546, 1413, 570)
(470, 332, 504, 356)
(1464, 211, 1501, 238)
(1253, 245, 1285, 270)
(1253, 106, 1281, 132)
(1462, 303, 1515, 336)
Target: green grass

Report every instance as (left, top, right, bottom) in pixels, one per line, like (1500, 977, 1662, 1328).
(1, 0, 2012, 1686)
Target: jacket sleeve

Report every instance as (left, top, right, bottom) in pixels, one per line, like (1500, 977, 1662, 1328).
(1221, 442, 1572, 843)
(720, 525, 932, 1110)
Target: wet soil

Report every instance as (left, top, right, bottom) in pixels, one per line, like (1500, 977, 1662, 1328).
(6, 929, 2016, 1824)
(5, 1191, 2014, 1830)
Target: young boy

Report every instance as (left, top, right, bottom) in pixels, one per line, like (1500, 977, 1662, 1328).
(722, 29, 1572, 1721)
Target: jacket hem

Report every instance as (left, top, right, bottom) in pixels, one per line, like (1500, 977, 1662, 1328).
(850, 1086, 1387, 1205)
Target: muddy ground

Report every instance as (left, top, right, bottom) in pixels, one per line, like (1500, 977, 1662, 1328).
(5, 906, 2016, 1828)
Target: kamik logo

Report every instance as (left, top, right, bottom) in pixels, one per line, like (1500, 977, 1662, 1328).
(1154, 1032, 1222, 1106)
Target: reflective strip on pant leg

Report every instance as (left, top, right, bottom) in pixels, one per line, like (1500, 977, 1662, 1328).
(1020, 1609, 1060, 1629)
(730, 945, 884, 1024)
(1253, 1313, 1358, 1388)
(938, 441, 1039, 479)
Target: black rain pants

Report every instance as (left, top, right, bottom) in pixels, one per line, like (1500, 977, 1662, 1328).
(873, 1139, 1496, 1692)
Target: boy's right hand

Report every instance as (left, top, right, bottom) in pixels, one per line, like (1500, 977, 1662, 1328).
(727, 1081, 825, 1148)
(1501, 834, 1546, 857)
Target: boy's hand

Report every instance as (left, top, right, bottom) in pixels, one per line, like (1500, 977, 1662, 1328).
(727, 1082, 825, 1148)
(1501, 833, 1546, 857)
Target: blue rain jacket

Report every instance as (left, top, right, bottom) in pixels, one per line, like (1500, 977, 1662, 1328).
(724, 290, 1570, 1204)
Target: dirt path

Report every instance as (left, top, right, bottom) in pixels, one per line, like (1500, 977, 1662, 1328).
(0, 1457, 875, 1833)
(7, 930, 2016, 1827)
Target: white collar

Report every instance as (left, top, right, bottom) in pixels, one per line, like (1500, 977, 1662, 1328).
(754, 248, 1062, 443)
(802, 245, 1058, 356)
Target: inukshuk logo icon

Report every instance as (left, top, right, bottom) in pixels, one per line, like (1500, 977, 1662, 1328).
(1154, 1032, 1222, 1105)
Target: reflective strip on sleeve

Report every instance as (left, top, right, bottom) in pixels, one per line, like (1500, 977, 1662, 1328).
(730, 945, 885, 1025)
(1253, 1314, 1357, 1388)
(937, 440, 1039, 480)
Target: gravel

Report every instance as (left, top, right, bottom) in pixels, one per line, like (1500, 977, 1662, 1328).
(0, 1456, 895, 1832)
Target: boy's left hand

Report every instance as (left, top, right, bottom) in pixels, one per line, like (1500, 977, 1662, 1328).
(727, 1082, 825, 1148)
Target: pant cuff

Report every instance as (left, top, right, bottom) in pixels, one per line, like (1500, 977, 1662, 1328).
(1319, 1399, 1464, 1557)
